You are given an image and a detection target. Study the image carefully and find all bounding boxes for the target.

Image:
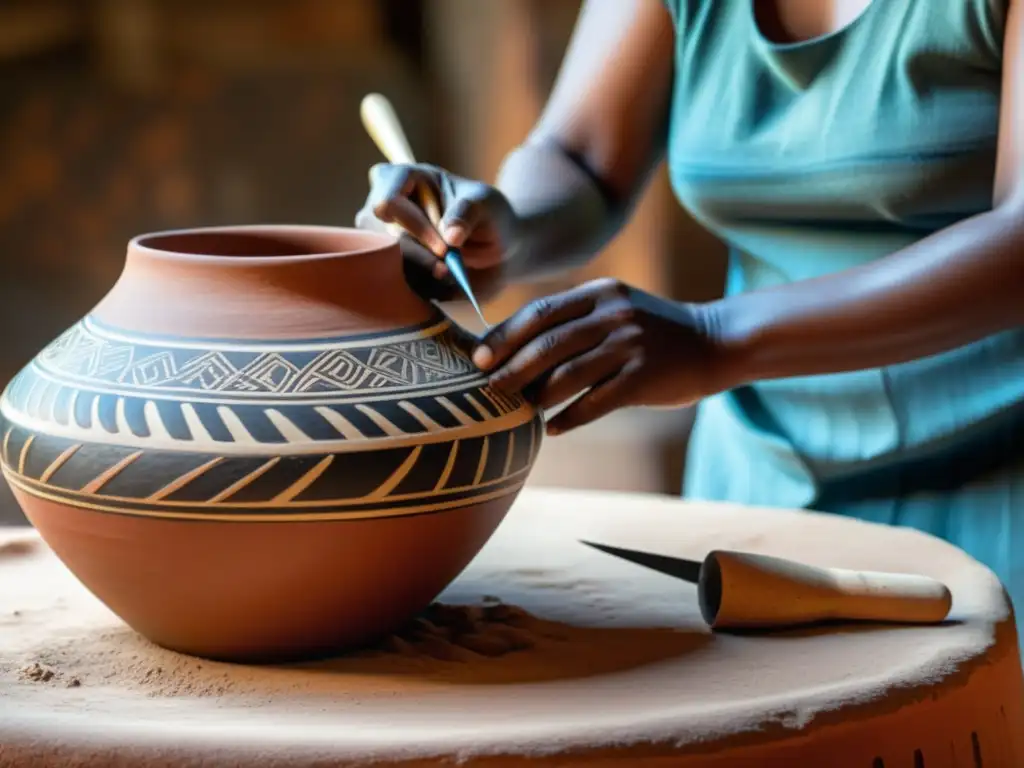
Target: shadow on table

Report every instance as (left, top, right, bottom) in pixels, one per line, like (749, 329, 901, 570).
(291, 617, 713, 686)
(26, 618, 713, 698)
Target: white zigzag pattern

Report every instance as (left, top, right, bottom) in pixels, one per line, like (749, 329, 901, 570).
(37, 324, 477, 396)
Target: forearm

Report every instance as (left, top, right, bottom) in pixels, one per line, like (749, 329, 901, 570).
(493, 140, 627, 282)
(711, 206, 1024, 388)
(486, 0, 675, 283)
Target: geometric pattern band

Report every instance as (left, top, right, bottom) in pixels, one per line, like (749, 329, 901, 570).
(0, 314, 542, 521)
(34, 315, 484, 400)
(2, 373, 527, 446)
(0, 415, 542, 521)
(1, 314, 532, 449)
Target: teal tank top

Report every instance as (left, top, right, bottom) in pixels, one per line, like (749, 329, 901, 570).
(662, 0, 1024, 508)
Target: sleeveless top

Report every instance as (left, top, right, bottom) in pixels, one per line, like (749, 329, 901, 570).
(662, 0, 1024, 509)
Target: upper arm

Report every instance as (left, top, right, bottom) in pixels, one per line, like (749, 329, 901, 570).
(994, 0, 1024, 208)
(527, 0, 677, 207)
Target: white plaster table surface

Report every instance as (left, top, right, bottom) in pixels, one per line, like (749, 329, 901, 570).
(0, 487, 1021, 767)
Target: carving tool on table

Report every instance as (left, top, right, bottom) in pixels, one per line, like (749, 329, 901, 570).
(580, 540, 953, 631)
(359, 93, 489, 328)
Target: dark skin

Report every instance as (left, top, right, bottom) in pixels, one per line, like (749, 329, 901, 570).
(357, 0, 1024, 437)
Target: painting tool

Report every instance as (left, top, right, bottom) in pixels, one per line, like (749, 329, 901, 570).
(580, 539, 952, 630)
(359, 92, 489, 328)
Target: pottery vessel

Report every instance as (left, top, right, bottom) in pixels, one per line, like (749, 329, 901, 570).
(0, 225, 542, 662)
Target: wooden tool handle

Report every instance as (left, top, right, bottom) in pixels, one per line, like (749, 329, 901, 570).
(823, 566, 953, 623)
(360, 93, 417, 166)
(700, 551, 953, 630)
(360, 93, 442, 227)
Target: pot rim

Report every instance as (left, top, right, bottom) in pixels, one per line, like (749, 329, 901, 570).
(128, 224, 400, 266)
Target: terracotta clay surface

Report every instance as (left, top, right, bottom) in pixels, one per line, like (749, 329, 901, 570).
(95, 225, 435, 339)
(0, 226, 542, 661)
(1, 487, 1021, 767)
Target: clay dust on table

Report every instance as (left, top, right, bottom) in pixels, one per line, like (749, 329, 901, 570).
(0, 535, 586, 700)
(11, 601, 572, 700)
(1, 531, 692, 705)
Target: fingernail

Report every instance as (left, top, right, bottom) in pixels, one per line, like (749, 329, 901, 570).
(472, 345, 494, 369)
(546, 424, 561, 436)
(443, 223, 464, 244)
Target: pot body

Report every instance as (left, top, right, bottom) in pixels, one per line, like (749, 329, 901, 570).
(0, 225, 542, 662)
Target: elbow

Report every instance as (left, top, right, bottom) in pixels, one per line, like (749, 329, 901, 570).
(988, 184, 1024, 247)
(991, 172, 1024, 220)
(537, 135, 624, 213)
(948, 199, 1024, 326)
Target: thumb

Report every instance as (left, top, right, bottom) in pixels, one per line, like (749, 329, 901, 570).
(440, 196, 486, 248)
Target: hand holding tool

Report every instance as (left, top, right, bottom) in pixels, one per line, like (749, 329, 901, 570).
(359, 93, 488, 328)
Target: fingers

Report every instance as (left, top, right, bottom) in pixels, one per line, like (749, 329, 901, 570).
(545, 359, 641, 436)
(472, 278, 640, 435)
(355, 199, 460, 301)
(439, 182, 491, 247)
(356, 202, 437, 275)
(533, 327, 639, 410)
(367, 163, 448, 257)
(487, 312, 625, 395)
(474, 280, 624, 370)
(397, 233, 460, 301)
(354, 206, 390, 235)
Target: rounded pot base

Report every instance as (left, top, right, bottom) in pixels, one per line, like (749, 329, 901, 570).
(17, 488, 514, 663)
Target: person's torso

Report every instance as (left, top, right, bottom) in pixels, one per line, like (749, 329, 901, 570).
(662, 0, 1024, 506)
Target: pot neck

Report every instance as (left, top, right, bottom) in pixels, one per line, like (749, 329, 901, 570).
(91, 226, 437, 340)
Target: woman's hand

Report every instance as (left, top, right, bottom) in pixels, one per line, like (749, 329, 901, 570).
(473, 278, 729, 435)
(355, 163, 520, 303)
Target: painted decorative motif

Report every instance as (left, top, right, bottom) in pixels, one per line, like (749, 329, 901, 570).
(35, 316, 482, 398)
(0, 225, 545, 661)
(0, 314, 540, 522)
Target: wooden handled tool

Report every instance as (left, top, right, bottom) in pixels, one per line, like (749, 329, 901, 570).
(359, 93, 488, 327)
(697, 549, 952, 630)
(582, 541, 953, 630)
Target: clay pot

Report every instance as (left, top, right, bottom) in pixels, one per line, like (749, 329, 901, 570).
(0, 225, 542, 662)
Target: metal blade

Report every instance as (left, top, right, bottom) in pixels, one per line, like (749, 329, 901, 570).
(444, 249, 489, 329)
(580, 540, 703, 584)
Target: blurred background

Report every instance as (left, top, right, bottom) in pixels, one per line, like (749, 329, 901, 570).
(0, 0, 728, 524)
